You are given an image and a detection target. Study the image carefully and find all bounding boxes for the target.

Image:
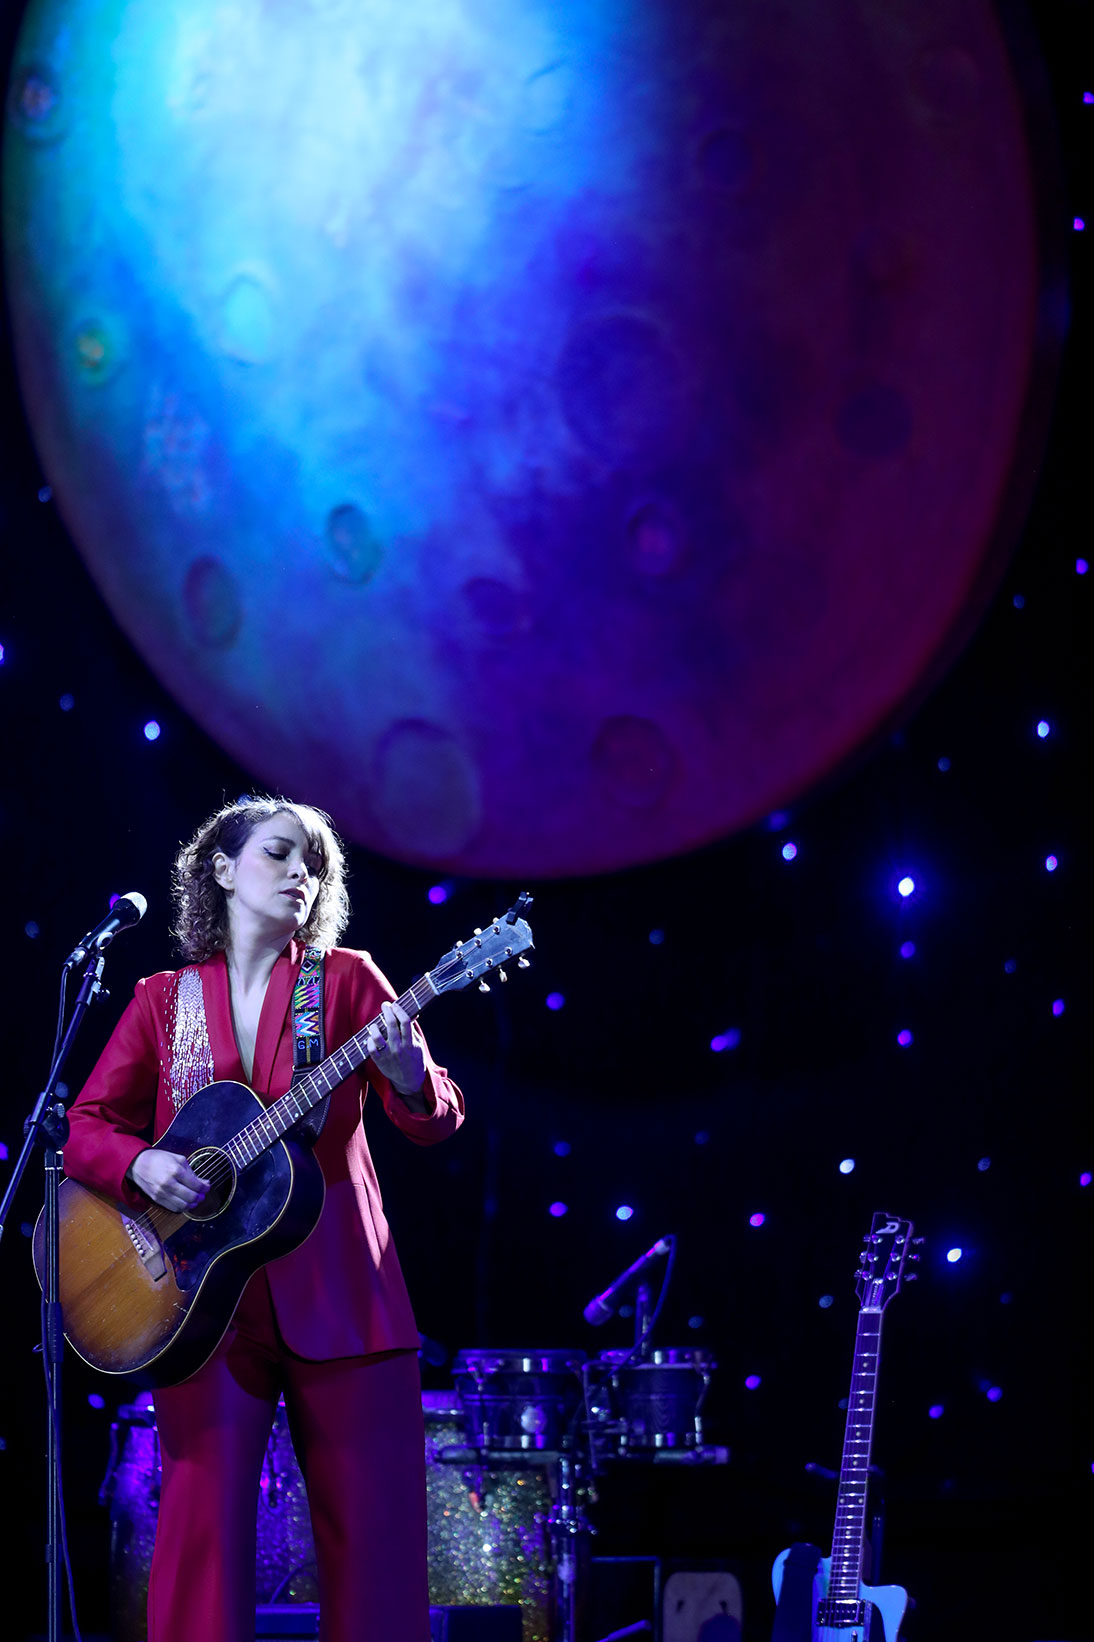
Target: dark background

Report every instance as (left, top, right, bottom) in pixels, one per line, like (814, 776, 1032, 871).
(0, 1, 1089, 1639)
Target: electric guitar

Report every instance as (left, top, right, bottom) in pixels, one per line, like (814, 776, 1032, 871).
(32, 898, 533, 1386)
(771, 1212, 917, 1642)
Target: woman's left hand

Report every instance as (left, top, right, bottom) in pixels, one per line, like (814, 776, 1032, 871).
(366, 1001, 428, 1109)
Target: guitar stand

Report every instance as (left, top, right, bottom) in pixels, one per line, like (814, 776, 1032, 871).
(0, 949, 109, 1642)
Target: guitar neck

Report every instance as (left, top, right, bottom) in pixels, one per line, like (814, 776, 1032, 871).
(222, 971, 440, 1169)
(827, 1308, 883, 1603)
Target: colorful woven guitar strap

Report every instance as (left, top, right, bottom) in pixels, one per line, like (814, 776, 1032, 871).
(291, 945, 326, 1071)
(289, 945, 329, 1144)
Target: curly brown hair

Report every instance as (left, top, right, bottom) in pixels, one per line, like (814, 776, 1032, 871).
(172, 797, 350, 963)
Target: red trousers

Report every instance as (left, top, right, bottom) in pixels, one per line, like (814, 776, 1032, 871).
(150, 1274, 430, 1642)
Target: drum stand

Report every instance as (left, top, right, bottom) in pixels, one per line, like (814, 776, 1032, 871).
(548, 1449, 594, 1642)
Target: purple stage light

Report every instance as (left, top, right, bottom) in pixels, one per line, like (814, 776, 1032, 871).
(781, 841, 798, 861)
(977, 1157, 991, 1171)
(88, 1393, 106, 1409)
(1036, 720, 1050, 739)
(1075, 217, 1086, 231)
(59, 693, 74, 711)
(546, 992, 565, 1010)
(1080, 1172, 1092, 1189)
(1052, 998, 1065, 1017)
(897, 875, 915, 897)
(1012, 593, 1025, 608)
(549, 1201, 568, 1218)
(688, 1315, 704, 1330)
(0, 642, 5, 664)
(946, 1247, 963, 1263)
(928, 1404, 944, 1419)
(937, 756, 951, 771)
(744, 1375, 762, 1390)
(986, 1385, 1003, 1402)
(1045, 855, 1058, 873)
(1000, 1292, 1013, 1305)
(710, 1028, 741, 1052)
(1004, 958, 1017, 973)
(1077, 558, 1089, 575)
(899, 940, 916, 959)
(37, 485, 52, 503)
(839, 1158, 855, 1174)
(749, 1212, 765, 1227)
(897, 1029, 914, 1047)
(615, 1204, 635, 1222)
(1085, 91, 1094, 103)
(143, 719, 161, 741)
(648, 928, 665, 945)
(694, 1131, 710, 1146)
(818, 1294, 834, 1309)
(0, 1142, 8, 1161)
(553, 1141, 571, 1157)
(24, 921, 40, 939)
(427, 884, 448, 904)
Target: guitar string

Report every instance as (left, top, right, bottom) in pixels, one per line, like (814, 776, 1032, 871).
(128, 963, 463, 1230)
(130, 935, 528, 1234)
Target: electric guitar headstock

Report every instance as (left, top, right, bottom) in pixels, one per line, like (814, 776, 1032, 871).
(854, 1211, 920, 1311)
(426, 892, 534, 995)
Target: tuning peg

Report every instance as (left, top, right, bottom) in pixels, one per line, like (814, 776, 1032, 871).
(907, 1253, 921, 1262)
(497, 969, 508, 982)
(912, 1237, 926, 1246)
(904, 1272, 919, 1281)
(478, 980, 491, 993)
(473, 928, 482, 937)
(518, 956, 530, 969)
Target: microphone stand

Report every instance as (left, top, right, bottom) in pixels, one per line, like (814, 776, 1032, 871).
(0, 948, 110, 1642)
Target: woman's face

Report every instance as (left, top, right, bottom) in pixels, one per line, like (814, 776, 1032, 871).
(213, 811, 322, 944)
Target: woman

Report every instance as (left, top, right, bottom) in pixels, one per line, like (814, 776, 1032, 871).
(63, 796, 464, 1642)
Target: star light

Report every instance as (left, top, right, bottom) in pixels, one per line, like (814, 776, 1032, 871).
(1036, 720, 1050, 739)
(818, 1295, 834, 1309)
(648, 928, 665, 945)
(899, 940, 916, 959)
(897, 1029, 914, 1047)
(928, 1404, 944, 1419)
(1045, 855, 1058, 872)
(946, 1247, 963, 1263)
(548, 1202, 568, 1218)
(1077, 558, 1089, 574)
(839, 1158, 855, 1174)
(546, 992, 565, 1010)
(986, 1385, 1004, 1402)
(897, 875, 915, 897)
(744, 1375, 762, 1390)
(749, 1212, 765, 1227)
(1079, 1172, 1091, 1189)
(615, 1204, 635, 1222)
(143, 719, 161, 741)
(977, 1157, 991, 1171)
(553, 1141, 571, 1157)
(1052, 998, 1065, 1017)
(59, 693, 74, 711)
(710, 1029, 741, 1052)
(427, 885, 448, 904)
(781, 841, 798, 861)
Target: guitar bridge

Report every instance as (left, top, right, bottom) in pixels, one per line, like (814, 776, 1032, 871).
(816, 1599, 867, 1627)
(122, 1216, 167, 1281)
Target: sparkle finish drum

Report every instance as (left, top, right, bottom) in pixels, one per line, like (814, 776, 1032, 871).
(423, 1391, 553, 1642)
(452, 1348, 587, 1452)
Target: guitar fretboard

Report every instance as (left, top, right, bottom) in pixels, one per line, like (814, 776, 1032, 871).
(223, 973, 438, 1168)
(827, 1308, 883, 1602)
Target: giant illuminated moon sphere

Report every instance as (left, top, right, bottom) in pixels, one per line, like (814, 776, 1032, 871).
(4, 0, 1049, 874)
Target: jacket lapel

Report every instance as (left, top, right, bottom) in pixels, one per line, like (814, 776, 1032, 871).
(251, 940, 300, 1097)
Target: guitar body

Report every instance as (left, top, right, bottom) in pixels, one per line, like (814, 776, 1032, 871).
(33, 1080, 325, 1385)
(772, 1543, 908, 1641)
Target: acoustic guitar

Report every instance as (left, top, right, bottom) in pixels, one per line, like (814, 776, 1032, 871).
(771, 1212, 917, 1642)
(32, 899, 533, 1386)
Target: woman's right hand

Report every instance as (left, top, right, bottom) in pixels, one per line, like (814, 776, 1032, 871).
(127, 1148, 209, 1211)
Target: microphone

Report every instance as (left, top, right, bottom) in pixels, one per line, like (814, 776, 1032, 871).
(583, 1236, 672, 1326)
(66, 892, 148, 967)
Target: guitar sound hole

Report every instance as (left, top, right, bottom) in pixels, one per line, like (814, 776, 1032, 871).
(183, 1147, 236, 1221)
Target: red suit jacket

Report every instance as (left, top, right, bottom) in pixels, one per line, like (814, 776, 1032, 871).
(62, 941, 464, 1359)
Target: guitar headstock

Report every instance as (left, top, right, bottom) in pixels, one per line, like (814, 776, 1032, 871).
(855, 1211, 918, 1310)
(428, 894, 534, 995)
